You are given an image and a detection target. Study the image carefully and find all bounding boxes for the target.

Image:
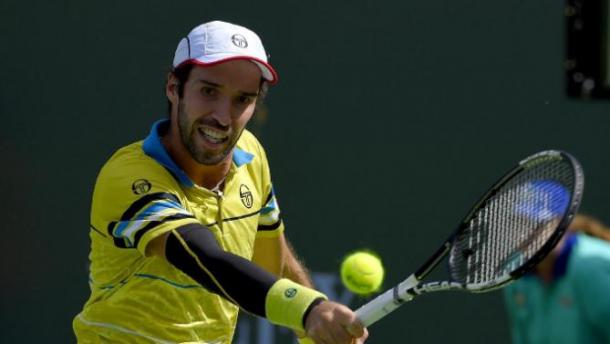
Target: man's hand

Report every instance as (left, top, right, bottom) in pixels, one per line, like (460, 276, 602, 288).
(303, 300, 369, 344)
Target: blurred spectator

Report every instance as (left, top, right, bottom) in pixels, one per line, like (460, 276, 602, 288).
(504, 214, 610, 343)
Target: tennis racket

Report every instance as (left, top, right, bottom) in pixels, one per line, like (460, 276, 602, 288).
(355, 149, 584, 327)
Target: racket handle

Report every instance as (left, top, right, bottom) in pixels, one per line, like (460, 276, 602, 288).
(355, 274, 419, 327)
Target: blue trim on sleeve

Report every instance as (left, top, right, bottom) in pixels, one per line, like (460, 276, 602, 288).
(260, 198, 278, 215)
(140, 201, 183, 215)
(113, 221, 133, 239)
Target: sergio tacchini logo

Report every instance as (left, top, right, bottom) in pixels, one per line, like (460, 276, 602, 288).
(132, 179, 151, 195)
(231, 34, 248, 48)
(240, 184, 253, 208)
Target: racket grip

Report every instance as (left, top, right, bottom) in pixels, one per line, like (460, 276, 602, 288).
(355, 274, 418, 327)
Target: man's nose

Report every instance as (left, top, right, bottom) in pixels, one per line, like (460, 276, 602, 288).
(212, 98, 232, 127)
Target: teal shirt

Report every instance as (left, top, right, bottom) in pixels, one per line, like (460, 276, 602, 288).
(504, 233, 610, 344)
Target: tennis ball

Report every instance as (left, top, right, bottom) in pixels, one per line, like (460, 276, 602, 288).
(340, 251, 384, 295)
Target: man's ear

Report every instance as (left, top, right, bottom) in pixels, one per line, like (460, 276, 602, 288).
(166, 73, 179, 104)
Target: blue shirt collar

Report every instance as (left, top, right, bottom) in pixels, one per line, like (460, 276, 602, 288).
(233, 145, 255, 167)
(142, 119, 255, 187)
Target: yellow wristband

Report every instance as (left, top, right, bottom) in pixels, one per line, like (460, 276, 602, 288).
(265, 278, 327, 331)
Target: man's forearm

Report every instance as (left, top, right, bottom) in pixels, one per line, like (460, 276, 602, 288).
(252, 233, 315, 288)
(282, 238, 314, 288)
(163, 225, 326, 332)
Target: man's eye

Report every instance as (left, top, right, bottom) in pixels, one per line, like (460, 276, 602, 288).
(201, 87, 217, 96)
(237, 95, 254, 105)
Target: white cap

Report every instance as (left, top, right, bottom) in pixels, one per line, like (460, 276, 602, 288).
(173, 21, 278, 84)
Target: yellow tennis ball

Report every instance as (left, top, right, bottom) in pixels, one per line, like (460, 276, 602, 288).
(340, 251, 384, 295)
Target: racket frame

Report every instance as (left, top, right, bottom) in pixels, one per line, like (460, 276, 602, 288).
(355, 150, 584, 327)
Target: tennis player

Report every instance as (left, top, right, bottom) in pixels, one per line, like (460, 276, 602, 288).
(73, 20, 368, 344)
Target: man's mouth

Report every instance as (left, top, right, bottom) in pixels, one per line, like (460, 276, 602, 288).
(198, 127, 229, 144)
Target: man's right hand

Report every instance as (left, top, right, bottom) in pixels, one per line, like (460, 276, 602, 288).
(303, 300, 369, 344)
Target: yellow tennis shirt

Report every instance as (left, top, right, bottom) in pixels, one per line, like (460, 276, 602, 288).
(73, 119, 284, 343)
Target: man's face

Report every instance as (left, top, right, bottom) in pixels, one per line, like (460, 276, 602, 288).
(173, 61, 261, 165)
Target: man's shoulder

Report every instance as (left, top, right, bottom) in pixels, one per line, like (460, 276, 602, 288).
(236, 129, 268, 163)
(106, 140, 144, 161)
(97, 140, 173, 186)
(103, 140, 151, 169)
(237, 129, 264, 150)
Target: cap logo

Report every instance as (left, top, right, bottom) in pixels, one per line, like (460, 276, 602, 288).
(231, 34, 248, 48)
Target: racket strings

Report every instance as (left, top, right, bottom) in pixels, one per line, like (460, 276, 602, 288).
(449, 159, 575, 287)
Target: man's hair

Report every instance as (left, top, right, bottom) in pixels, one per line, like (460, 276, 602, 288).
(166, 63, 269, 116)
(166, 63, 195, 116)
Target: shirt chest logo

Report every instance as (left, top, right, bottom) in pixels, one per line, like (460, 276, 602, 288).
(240, 184, 253, 208)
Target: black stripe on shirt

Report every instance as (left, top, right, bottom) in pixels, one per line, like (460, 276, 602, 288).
(106, 192, 184, 241)
(224, 210, 262, 223)
(203, 209, 262, 228)
(90, 224, 107, 237)
(120, 192, 182, 221)
(257, 218, 283, 231)
(108, 213, 195, 249)
(264, 189, 274, 205)
(132, 213, 196, 248)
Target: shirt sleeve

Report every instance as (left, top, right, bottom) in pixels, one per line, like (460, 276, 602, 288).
(253, 141, 284, 238)
(91, 153, 200, 256)
(257, 185, 284, 237)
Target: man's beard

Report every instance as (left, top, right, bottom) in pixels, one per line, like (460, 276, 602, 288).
(177, 101, 241, 165)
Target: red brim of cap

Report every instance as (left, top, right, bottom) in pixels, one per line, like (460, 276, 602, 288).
(175, 56, 278, 85)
